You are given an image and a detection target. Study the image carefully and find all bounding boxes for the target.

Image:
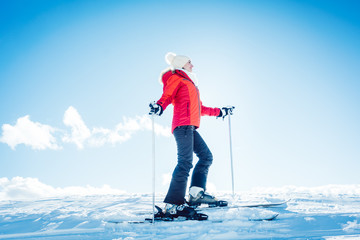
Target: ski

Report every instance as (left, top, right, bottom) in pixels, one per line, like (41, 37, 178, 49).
(195, 199, 290, 210)
(106, 204, 280, 224)
(106, 219, 194, 224)
(134, 200, 289, 216)
(107, 220, 147, 224)
(237, 199, 290, 208)
(107, 213, 279, 224)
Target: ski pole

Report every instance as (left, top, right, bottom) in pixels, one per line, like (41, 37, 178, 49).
(228, 109, 235, 198)
(151, 114, 156, 224)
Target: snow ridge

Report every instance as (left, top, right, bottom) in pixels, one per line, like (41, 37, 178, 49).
(1, 179, 360, 239)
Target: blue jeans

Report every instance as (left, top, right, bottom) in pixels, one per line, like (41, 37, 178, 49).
(164, 126, 213, 205)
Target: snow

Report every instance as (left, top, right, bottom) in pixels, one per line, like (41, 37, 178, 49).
(1, 178, 360, 239)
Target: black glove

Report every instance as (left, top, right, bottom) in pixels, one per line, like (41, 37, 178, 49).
(149, 102, 163, 116)
(217, 106, 235, 119)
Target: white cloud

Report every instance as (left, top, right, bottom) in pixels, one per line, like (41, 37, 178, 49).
(0, 115, 61, 150)
(0, 106, 171, 150)
(62, 106, 91, 149)
(137, 115, 172, 137)
(60, 106, 171, 149)
(87, 115, 171, 147)
(0, 177, 125, 200)
(88, 126, 132, 147)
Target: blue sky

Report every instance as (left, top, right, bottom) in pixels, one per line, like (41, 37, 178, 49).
(0, 0, 359, 193)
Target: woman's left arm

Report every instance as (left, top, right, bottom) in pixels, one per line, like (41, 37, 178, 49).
(201, 104, 221, 117)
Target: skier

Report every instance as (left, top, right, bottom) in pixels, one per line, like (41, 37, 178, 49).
(149, 52, 234, 220)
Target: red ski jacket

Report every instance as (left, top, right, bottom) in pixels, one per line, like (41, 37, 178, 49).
(157, 69, 220, 133)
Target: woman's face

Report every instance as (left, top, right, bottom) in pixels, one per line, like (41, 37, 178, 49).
(183, 61, 193, 72)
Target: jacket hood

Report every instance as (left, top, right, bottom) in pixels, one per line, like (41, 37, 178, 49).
(159, 68, 194, 86)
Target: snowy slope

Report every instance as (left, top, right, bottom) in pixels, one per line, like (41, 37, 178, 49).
(1, 180, 360, 239)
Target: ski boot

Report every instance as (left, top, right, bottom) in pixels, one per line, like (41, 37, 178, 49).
(188, 186, 228, 208)
(164, 203, 208, 221)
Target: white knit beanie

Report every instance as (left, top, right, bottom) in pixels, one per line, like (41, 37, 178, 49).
(165, 52, 190, 69)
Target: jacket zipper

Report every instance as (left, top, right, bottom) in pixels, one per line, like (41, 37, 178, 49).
(183, 78, 201, 120)
(196, 86, 201, 120)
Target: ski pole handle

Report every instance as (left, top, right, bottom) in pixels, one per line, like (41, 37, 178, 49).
(220, 106, 235, 120)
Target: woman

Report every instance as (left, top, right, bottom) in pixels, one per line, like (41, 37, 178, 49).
(149, 52, 234, 219)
